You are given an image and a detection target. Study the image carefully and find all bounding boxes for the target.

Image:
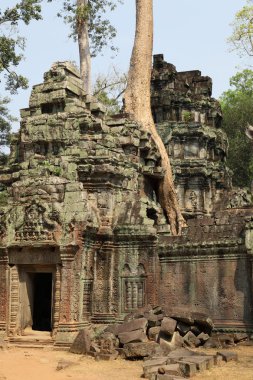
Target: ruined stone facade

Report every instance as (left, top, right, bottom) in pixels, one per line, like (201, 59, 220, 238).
(0, 57, 253, 346)
(152, 55, 253, 332)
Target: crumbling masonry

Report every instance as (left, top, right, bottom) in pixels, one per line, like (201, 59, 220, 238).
(0, 55, 253, 346)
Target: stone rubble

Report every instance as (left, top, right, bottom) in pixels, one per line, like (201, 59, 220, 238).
(69, 305, 243, 378)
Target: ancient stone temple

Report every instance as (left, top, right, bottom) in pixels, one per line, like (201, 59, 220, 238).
(151, 55, 253, 332)
(0, 57, 253, 346)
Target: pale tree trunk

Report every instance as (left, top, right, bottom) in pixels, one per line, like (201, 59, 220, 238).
(77, 0, 92, 94)
(124, 0, 186, 235)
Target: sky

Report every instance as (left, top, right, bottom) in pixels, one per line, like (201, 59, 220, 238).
(1, 0, 250, 131)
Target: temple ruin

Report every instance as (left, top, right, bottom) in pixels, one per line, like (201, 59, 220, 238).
(0, 55, 252, 347)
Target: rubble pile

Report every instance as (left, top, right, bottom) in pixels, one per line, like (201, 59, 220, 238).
(103, 305, 215, 358)
(70, 305, 245, 377)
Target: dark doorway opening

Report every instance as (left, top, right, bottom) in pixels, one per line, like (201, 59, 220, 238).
(32, 273, 52, 331)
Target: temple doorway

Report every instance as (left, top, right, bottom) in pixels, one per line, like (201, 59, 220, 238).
(32, 273, 52, 331)
(18, 266, 55, 334)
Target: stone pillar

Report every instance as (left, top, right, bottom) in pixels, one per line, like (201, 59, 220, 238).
(126, 281, 132, 310)
(138, 282, 144, 308)
(132, 282, 138, 309)
(52, 264, 61, 338)
(55, 245, 81, 347)
(0, 249, 8, 338)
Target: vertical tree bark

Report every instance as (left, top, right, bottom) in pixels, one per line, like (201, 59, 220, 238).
(124, 0, 185, 235)
(77, 0, 92, 94)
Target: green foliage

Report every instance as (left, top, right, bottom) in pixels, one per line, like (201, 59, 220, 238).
(228, 0, 253, 58)
(50, 0, 122, 57)
(0, 1, 42, 93)
(0, 97, 17, 156)
(93, 66, 127, 114)
(220, 69, 253, 187)
(182, 111, 193, 123)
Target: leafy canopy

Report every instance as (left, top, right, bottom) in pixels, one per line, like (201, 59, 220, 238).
(0, 0, 42, 94)
(93, 66, 127, 114)
(49, 0, 122, 57)
(228, 0, 253, 58)
(220, 69, 253, 187)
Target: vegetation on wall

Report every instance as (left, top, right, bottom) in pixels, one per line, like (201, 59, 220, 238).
(220, 69, 253, 188)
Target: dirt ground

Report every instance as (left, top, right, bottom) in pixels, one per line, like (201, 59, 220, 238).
(0, 345, 253, 380)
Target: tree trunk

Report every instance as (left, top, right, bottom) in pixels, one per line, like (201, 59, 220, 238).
(77, 0, 91, 94)
(124, 0, 185, 235)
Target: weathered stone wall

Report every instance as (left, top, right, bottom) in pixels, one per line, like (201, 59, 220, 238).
(158, 209, 253, 331)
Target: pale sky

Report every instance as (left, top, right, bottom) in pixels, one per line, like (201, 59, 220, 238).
(1, 0, 249, 130)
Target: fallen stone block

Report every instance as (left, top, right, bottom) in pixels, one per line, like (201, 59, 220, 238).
(164, 308, 194, 326)
(217, 350, 238, 362)
(203, 337, 222, 349)
(143, 357, 168, 368)
(233, 332, 248, 343)
(160, 317, 177, 337)
(158, 363, 182, 376)
(200, 355, 214, 369)
(167, 348, 197, 361)
(159, 332, 184, 353)
(177, 322, 191, 336)
(183, 331, 201, 348)
(178, 361, 197, 377)
(185, 356, 209, 372)
(215, 333, 235, 347)
(118, 329, 148, 345)
(190, 325, 201, 336)
(147, 314, 162, 328)
(148, 326, 161, 341)
(191, 312, 214, 335)
(197, 332, 210, 344)
(143, 364, 163, 379)
(69, 328, 91, 354)
(118, 318, 148, 334)
(123, 342, 159, 358)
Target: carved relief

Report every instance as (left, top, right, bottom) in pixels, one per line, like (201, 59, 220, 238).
(189, 191, 198, 210)
(122, 263, 146, 312)
(226, 189, 252, 209)
(15, 202, 57, 242)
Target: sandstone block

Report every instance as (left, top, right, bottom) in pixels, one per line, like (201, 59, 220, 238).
(148, 326, 161, 341)
(233, 332, 248, 343)
(183, 331, 201, 348)
(158, 363, 181, 375)
(203, 337, 222, 349)
(164, 308, 194, 325)
(191, 312, 214, 334)
(69, 328, 91, 355)
(217, 350, 238, 362)
(159, 332, 184, 353)
(160, 317, 177, 337)
(177, 322, 191, 336)
(197, 332, 210, 344)
(123, 342, 159, 358)
(143, 357, 168, 369)
(178, 360, 197, 377)
(185, 356, 209, 372)
(118, 329, 147, 345)
(118, 318, 148, 334)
